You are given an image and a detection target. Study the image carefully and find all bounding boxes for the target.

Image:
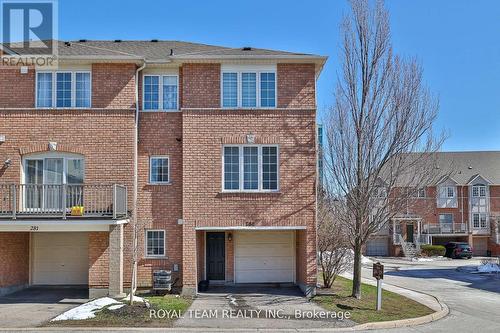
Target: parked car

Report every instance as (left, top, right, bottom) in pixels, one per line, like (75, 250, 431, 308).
(445, 242, 473, 259)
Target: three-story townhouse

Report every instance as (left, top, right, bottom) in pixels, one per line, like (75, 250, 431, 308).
(0, 40, 326, 298)
(365, 152, 500, 258)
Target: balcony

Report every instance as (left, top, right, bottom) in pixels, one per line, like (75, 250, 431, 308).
(0, 184, 128, 220)
(422, 223, 467, 235)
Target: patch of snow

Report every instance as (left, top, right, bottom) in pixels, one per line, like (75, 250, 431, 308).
(108, 304, 125, 311)
(477, 262, 500, 273)
(122, 294, 146, 303)
(52, 297, 122, 321)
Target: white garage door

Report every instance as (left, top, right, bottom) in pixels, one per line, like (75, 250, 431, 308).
(32, 232, 89, 285)
(366, 238, 388, 256)
(234, 231, 295, 283)
(473, 237, 488, 256)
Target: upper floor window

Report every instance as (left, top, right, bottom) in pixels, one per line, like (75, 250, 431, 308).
(439, 213, 453, 225)
(411, 188, 426, 198)
(472, 213, 487, 229)
(472, 185, 486, 197)
(223, 145, 278, 191)
(222, 70, 276, 108)
(36, 71, 91, 108)
(149, 156, 170, 184)
(143, 75, 178, 111)
(438, 186, 456, 198)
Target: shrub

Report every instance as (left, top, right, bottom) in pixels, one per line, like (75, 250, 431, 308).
(421, 245, 445, 257)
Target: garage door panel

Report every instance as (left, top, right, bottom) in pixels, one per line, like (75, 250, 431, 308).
(235, 257, 294, 270)
(236, 269, 294, 283)
(366, 238, 388, 256)
(32, 232, 89, 285)
(235, 243, 293, 257)
(234, 231, 295, 283)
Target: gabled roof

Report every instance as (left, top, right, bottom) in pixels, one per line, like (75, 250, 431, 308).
(2, 40, 327, 62)
(466, 174, 492, 185)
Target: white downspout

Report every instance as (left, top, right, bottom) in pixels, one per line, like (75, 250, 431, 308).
(130, 60, 146, 304)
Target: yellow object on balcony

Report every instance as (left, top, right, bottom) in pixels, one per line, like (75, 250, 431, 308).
(71, 206, 84, 216)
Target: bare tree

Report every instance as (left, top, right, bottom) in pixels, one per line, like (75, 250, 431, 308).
(317, 191, 350, 288)
(324, 0, 444, 299)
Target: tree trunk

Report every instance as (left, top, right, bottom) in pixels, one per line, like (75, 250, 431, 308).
(351, 240, 362, 299)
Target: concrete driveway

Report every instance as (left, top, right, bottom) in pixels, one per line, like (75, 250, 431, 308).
(358, 257, 500, 333)
(174, 285, 355, 329)
(0, 286, 88, 328)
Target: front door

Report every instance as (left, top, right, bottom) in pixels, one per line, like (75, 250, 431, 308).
(206, 232, 225, 280)
(406, 223, 414, 243)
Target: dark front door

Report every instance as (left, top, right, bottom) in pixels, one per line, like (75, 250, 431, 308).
(206, 232, 225, 280)
(406, 224, 414, 243)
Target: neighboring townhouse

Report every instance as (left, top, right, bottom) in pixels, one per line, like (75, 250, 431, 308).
(365, 151, 500, 258)
(0, 40, 326, 298)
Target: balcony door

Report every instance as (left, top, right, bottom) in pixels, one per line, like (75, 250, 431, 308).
(43, 158, 64, 210)
(23, 155, 84, 213)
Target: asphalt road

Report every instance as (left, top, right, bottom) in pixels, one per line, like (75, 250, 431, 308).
(358, 258, 500, 333)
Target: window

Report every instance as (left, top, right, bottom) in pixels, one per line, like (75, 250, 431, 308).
(221, 69, 276, 108)
(146, 230, 165, 257)
(241, 73, 257, 107)
(36, 71, 91, 108)
(262, 146, 278, 190)
(473, 213, 487, 229)
(412, 188, 426, 198)
(260, 72, 276, 107)
(439, 214, 453, 225)
(223, 145, 279, 191)
(222, 73, 238, 108)
(143, 75, 178, 111)
(223, 147, 240, 190)
(36, 72, 52, 107)
(472, 185, 486, 197)
(162, 76, 178, 110)
(446, 186, 455, 198)
(75, 72, 91, 108)
(149, 156, 169, 184)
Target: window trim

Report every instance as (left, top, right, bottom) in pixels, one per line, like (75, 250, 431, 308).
(145, 229, 166, 258)
(472, 185, 487, 197)
(438, 213, 454, 225)
(35, 71, 92, 109)
(149, 155, 170, 185)
(220, 70, 277, 109)
(472, 213, 488, 229)
(142, 74, 179, 112)
(221, 144, 279, 193)
(23, 153, 85, 185)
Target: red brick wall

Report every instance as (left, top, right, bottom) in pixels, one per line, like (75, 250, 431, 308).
(278, 64, 316, 109)
(0, 110, 135, 191)
(181, 64, 220, 108)
(88, 232, 109, 289)
(131, 112, 184, 288)
(92, 63, 136, 109)
(181, 109, 317, 288)
(0, 66, 35, 108)
(0, 233, 29, 288)
(196, 231, 205, 282)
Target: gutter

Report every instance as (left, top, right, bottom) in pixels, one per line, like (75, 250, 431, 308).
(130, 60, 146, 299)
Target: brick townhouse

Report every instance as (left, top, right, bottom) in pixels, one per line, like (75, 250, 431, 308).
(365, 152, 500, 258)
(0, 40, 326, 298)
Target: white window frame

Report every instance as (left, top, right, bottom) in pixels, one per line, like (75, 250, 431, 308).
(142, 74, 179, 112)
(413, 188, 426, 198)
(472, 213, 488, 229)
(145, 229, 166, 258)
(222, 145, 279, 193)
(22, 152, 85, 185)
(221, 68, 277, 109)
(149, 156, 170, 185)
(443, 186, 456, 198)
(472, 185, 486, 197)
(439, 213, 453, 225)
(35, 71, 92, 109)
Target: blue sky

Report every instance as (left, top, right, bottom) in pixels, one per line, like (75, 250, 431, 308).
(58, 0, 500, 151)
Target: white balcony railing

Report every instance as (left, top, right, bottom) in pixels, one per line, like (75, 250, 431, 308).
(0, 184, 127, 219)
(423, 223, 467, 234)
